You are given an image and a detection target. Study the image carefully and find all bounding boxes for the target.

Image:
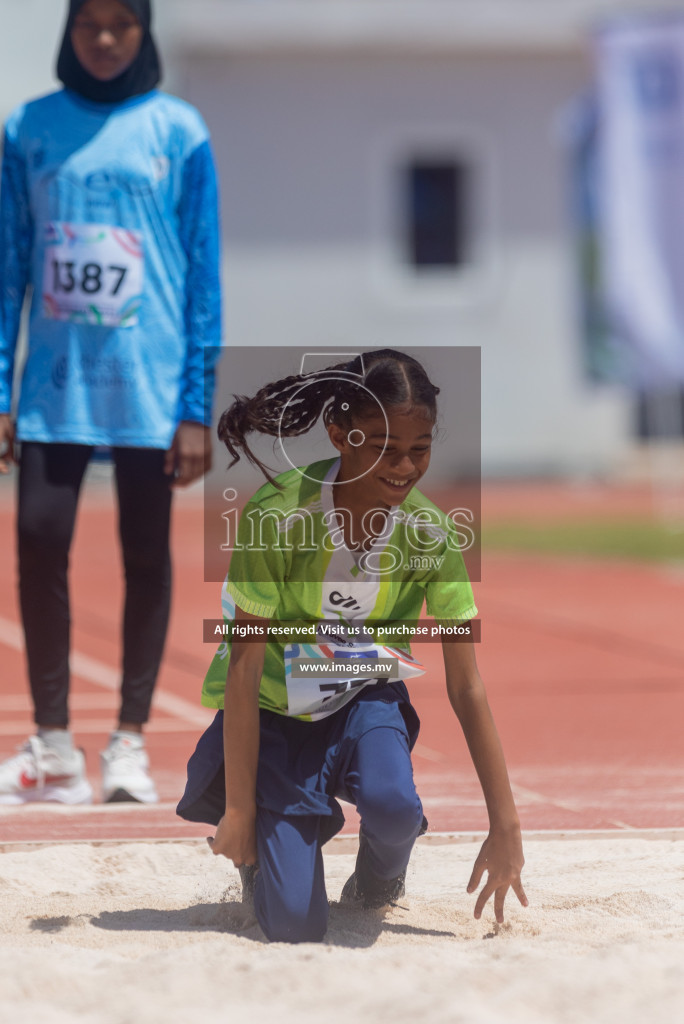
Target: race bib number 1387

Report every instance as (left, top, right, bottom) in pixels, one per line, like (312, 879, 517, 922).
(42, 222, 144, 328)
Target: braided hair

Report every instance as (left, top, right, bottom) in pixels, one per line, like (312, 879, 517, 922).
(217, 349, 440, 484)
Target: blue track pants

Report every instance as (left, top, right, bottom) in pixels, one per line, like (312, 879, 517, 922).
(255, 724, 423, 943)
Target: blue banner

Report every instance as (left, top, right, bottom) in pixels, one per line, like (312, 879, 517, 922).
(596, 12, 684, 387)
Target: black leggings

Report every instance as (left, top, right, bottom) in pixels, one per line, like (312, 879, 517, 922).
(17, 443, 173, 728)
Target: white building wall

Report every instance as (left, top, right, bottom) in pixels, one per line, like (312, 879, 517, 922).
(183, 51, 630, 476)
(0, 0, 63, 121)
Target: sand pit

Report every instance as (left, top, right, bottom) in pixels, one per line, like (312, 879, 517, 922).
(0, 834, 682, 1024)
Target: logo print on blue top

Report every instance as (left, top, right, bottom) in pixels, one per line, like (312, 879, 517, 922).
(84, 169, 160, 197)
(30, 146, 46, 171)
(52, 356, 68, 390)
(85, 171, 117, 193)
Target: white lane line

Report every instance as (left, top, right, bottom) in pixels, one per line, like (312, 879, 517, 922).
(510, 782, 633, 830)
(413, 744, 446, 763)
(0, 615, 24, 650)
(0, 801, 184, 816)
(0, 719, 206, 737)
(0, 614, 212, 730)
(0, 694, 118, 712)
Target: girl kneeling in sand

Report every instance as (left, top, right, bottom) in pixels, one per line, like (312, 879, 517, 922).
(178, 349, 527, 943)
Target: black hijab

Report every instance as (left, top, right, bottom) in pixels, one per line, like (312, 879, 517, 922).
(57, 0, 161, 104)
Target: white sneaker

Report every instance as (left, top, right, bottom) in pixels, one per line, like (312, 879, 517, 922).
(0, 736, 93, 805)
(100, 733, 158, 804)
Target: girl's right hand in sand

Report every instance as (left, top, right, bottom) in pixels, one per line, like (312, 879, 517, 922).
(207, 808, 257, 868)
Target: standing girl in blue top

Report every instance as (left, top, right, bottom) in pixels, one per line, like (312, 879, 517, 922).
(178, 349, 526, 943)
(0, 0, 221, 804)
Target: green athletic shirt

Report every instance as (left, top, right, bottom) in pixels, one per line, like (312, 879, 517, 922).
(202, 458, 477, 720)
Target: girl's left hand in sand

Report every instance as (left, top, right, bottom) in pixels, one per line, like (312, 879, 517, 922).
(467, 826, 528, 924)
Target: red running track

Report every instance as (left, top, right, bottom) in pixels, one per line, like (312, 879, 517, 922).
(1, 476, 683, 842)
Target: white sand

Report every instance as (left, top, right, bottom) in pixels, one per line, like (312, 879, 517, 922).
(0, 835, 683, 1024)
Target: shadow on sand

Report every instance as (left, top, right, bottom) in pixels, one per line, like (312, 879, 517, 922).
(30, 898, 458, 948)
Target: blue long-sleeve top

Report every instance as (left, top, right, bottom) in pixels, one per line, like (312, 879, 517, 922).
(0, 88, 221, 447)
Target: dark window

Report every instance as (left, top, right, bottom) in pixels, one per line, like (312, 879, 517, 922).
(405, 159, 470, 269)
(635, 389, 684, 439)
